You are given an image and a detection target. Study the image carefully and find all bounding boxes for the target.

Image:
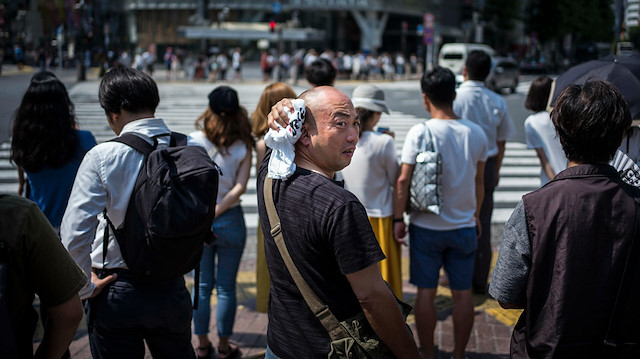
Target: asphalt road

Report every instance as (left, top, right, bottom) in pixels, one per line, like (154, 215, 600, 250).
(0, 64, 536, 147)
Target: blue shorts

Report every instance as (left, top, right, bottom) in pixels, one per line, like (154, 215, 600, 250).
(409, 224, 477, 290)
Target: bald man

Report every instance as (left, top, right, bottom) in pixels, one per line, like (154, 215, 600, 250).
(258, 87, 419, 359)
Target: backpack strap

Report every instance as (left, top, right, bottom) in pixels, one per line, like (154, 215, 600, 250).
(101, 133, 162, 269)
(110, 133, 158, 157)
(263, 176, 347, 340)
(170, 132, 188, 147)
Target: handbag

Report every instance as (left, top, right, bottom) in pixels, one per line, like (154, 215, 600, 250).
(263, 177, 413, 358)
(409, 122, 442, 214)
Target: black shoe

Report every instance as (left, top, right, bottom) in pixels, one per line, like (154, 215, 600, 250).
(196, 343, 213, 359)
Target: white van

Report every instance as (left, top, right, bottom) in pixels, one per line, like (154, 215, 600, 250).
(438, 43, 496, 83)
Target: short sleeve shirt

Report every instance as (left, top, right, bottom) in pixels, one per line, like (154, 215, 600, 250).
(453, 81, 515, 157)
(524, 111, 567, 185)
(400, 119, 489, 230)
(257, 152, 385, 359)
(1, 195, 87, 357)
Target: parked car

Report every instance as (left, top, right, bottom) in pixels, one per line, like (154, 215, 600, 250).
(486, 57, 519, 94)
(519, 55, 548, 74)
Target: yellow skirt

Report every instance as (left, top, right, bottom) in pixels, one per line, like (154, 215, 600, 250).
(369, 216, 403, 299)
(256, 223, 270, 313)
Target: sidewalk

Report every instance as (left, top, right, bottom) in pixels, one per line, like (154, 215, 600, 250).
(46, 240, 517, 359)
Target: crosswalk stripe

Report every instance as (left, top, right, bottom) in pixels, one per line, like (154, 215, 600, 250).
(0, 81, 543, 229)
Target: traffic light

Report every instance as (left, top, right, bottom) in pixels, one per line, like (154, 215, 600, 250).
(269, 20, 276, 33)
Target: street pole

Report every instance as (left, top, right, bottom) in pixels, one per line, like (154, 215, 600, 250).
(276, 26, 283, 82)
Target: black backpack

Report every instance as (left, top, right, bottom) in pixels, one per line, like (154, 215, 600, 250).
(103, 132, 219, 284)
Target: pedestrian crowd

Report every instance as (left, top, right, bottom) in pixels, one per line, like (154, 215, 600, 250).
(2, 48, 640, 359)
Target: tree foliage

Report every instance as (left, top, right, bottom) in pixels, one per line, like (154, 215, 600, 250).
(525, 0, 614, 43)
(482, 0, 521, 52)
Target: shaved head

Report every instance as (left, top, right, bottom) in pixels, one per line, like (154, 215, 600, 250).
(293, 86, 359, 177)
(299, 86, 352, 129)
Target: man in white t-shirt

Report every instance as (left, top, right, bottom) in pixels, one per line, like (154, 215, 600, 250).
(394, 67, 488, 359)
(453, 50, 515, 294)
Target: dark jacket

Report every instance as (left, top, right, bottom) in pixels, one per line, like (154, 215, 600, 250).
(515, 164, 640, 358)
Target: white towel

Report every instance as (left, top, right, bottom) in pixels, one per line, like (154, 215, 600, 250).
(611, 149, 640, 188)
(264, 99, 306, 179)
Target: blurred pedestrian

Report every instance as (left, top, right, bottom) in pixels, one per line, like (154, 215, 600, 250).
(490, 81, 640, 358)
(164, 46, 173, 80)
(250, 82, 297, 314)
(1, 194, 86, 359)
(217, 52, 229, 81)
(524, 76, 567, 185)
(190, 86, 253, 359)
(231, 47, 243, 82)
(341, 84, 403, 298)
(453, 50, 515, 294)
(305, 57, 336, 87)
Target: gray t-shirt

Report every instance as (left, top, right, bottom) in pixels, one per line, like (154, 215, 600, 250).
(488, 200, 531, 305)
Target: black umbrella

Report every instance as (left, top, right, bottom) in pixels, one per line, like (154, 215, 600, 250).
(549, 54, 640, 119)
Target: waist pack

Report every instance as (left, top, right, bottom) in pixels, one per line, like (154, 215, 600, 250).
(409, 122, 442, 215)
(104, 132, 219, 283)
(263, 177, 414, 358)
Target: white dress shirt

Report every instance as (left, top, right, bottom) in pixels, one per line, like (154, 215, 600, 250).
(61, 118, 199, 299)
(453, 80, 515, 158)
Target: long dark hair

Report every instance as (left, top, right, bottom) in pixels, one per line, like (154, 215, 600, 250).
(11, 71, 79, 172)
(195, 107, 254, 155)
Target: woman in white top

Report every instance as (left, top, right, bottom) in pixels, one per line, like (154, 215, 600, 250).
(524, 76, 567, 185)
(340, 84, 403, 298)
(190, 86, 253, 359)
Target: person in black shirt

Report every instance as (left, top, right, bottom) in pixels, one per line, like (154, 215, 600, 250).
(258, 86, 419, 358)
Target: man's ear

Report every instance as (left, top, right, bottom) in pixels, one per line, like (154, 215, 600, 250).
(422, 93, 431, 113)
(299, 125, 311, 146)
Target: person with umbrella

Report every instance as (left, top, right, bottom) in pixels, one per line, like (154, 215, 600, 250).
(549, 53, 640, 169)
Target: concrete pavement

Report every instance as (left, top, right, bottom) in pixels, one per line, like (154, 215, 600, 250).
(37, 244, 519, 359)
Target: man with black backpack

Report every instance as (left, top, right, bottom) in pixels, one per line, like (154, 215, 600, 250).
(61, 66, 218, 358)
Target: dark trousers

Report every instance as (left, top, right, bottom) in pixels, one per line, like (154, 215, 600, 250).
(473, 155, 497, 291)
(86, 271, 195, 359)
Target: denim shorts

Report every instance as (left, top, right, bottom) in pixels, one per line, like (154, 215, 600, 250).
(409, 224, 477, 290)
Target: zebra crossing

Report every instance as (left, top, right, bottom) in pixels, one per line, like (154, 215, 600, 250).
(0, 81, 542, 236)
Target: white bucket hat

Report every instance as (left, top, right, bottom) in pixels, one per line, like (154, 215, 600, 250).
(351, 85, 390, 114)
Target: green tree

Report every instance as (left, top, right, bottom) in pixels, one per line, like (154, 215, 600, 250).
(525, 0, 614, 43)
(482, 0, 522, 54)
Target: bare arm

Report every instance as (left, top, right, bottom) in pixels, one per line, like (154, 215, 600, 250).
(494, 140, 506, 187)
(346, 264, 420, 359)
(34, 295, 83, 359)
(534, 148, 555, 181)
(393, 163, 414, 242)
(215, 148, 252, 218)
(474, 161, 486, 237)
(255, 139, 267, 175)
